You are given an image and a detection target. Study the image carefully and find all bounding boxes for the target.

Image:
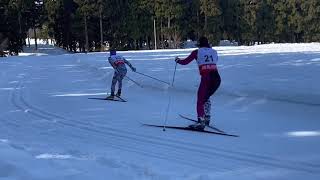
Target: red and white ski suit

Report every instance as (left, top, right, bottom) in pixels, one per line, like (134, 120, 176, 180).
(176, 47, 221, 118)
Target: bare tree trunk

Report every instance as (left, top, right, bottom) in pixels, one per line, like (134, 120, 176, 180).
(84, 15, 89, 53)
(197, 11, 200, 39)
(27, 30, 31, 47)
(146, 35, 150, 50)
(167, 16, 171, 48)
(99, 8, 104, 52)
(160, 17, 163, 48)
(18, 13, 22, 36)
(33, 28, 38, 51)
(154, 19, 157, 50)
(0, 37, 9, 57)
(172, 28, 181, 49)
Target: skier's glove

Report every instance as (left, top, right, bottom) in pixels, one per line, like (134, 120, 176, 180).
(132, 67, 136, 72)
(175, 56, 180, 63)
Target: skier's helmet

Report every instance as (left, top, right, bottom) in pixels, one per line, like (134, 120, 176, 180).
(197, 37, 210, 48)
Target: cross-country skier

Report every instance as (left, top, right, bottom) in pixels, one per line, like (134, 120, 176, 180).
(106, 49, 136, 100)
(175, 37, 221, 130)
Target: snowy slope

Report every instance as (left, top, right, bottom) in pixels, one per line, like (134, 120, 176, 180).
(1, 43, 320, 180)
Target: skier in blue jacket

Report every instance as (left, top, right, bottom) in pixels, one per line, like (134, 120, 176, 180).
(107, 49, 136, 99)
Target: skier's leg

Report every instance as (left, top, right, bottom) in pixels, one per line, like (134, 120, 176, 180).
(110, 72, 118, 96)
(197, 72, 221, 124)
(204, 100, 211, 118)
(117, 78, 122, 96)
(204, 71, 221, 123)
(117, 74, 122, 90)
(189, 79, 209, 130)
(117, 72, 126, 96)
(208, 71, 221, 97)
(190, 73, 218, 130)
(197, 75, 209, 119)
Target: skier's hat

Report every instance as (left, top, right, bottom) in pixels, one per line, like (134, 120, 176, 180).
(109, 49, 116, 56)
(197, 36, 210, 48)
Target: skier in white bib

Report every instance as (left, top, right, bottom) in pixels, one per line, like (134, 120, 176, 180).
(175, 37, 221, 130)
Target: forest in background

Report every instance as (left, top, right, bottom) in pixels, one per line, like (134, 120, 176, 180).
(1, 0, 320, 55)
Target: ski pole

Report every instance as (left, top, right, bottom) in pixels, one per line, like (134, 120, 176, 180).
(135, 71, 170, 85)
(171, 62, 177, 86)
(163, 62, 178, 131)
(163, 94, 172, 131)
(125, 76, 143, 88)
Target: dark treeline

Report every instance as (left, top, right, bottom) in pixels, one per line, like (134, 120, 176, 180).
(1, 0, 320, 55)
(1, 0, 43, 56)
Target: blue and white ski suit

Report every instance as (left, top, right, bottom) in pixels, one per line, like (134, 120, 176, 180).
(108, 55, 136, 95)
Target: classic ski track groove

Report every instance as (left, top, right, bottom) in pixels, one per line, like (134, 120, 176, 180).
(6, 67, 320, 174)
(10, 77, 231, 172)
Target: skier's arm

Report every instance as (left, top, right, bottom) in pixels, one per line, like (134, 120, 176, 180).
(124, 58, 136, 72)
(175, 50, 197, 65)
(108, 57, 116, 68)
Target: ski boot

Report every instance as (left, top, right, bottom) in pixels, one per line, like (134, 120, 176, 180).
(188, 117, 206, 130)
(204, 100, 211, 126)
(204, 115, 211, 126)
(106, 92, 115, 100)
(116, 89, 121, 97)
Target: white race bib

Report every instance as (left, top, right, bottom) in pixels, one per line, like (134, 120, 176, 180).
(197, 48, 218, 66)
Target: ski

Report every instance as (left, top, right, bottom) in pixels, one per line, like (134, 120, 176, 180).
(179, 114, 225, 133)
(88, 97, 127, 102)
(114, 95, 127, 102)
(143, 124, 239, 137)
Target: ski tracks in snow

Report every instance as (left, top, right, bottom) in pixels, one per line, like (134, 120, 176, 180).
(4, 73, 320, 177)
(0, 57, 318, 179)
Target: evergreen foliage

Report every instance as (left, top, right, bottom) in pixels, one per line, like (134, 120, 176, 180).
(1, 0, 320, 54)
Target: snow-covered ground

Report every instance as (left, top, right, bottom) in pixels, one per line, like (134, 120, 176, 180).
(20, 39, 68, 56)
(1, 42, 320, 180)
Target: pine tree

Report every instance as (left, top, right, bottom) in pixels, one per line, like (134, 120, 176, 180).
(0, 1, 9, 56)
(256, 0, 276, 44)
(220, 0, 242, 42)
(3, 0, 320, 55)
(301, 0, 320, 42)
(97, 0, 106, 51)
(273, 1, 293, 42)
(200, 0, 221, 44)
(74, 0, 97, 52)
(0, 0, 39, 54)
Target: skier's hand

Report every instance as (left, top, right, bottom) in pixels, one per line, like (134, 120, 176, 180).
(132, 67, 136, 72)
(175, 56, 180, 63)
